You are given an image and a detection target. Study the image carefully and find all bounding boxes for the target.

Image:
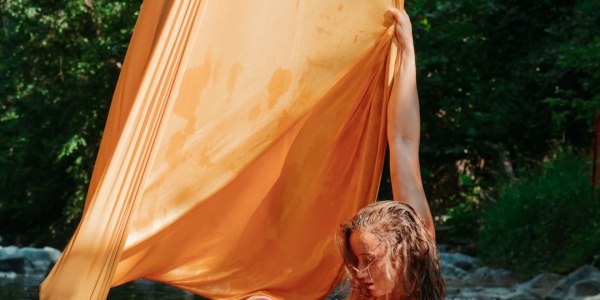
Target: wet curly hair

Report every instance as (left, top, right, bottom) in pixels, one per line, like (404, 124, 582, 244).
(339, 201, 445, 299)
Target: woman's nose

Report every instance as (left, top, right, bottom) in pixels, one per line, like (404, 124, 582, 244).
(356, 266, 368, 279)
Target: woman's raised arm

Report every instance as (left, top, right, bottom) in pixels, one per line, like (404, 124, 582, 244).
(387, 8, 435, 240)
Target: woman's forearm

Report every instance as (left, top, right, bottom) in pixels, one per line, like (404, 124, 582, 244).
(388, 48, 419, 144)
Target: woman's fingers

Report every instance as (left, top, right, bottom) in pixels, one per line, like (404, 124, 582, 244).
(387, 8, 413, 49)
(388, 8, 408, 25)
(388, 7, 403, 22)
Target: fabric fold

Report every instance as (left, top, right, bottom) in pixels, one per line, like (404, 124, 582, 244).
(41, 0, 406, 299)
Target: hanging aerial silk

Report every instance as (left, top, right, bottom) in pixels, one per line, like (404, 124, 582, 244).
(40, 0, 404, 299)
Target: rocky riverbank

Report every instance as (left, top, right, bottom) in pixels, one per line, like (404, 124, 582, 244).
(0, 246, 60, 277)
(1, 245, 600, 299)
(0, 246, 62, 299)
(441, 252, 600, 299)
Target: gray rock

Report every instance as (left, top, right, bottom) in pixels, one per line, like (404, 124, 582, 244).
(43, 246, 61, 263)
(441, 252, 477, 272)
(516, 273, 562, 298)
(502, 291, 540, 300)
(0, 246, 62, 275)
(446, 287, 514, 300)
(0, 246, 18, 257)
(546, 265, 600, 300)
(17, 247, 60, 274)
(564, 279, 600, 300)
(438, 252, 600, 300)
(464, 266, 517, 287)
(445, 287, 541, 300)
(0, 271, 17, 279)
(441, 252, 479, 289)
(443, 263, 471, 288)
(448, 286, 538, 300)
(18, 247, 51, 261)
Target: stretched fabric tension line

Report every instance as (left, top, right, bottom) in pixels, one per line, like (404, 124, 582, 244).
(40, 0, 404, 299)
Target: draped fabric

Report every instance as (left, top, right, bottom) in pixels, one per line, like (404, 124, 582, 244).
(40, 0, 405, 299)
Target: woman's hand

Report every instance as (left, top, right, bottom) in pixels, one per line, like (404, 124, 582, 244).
(388, 8, 415, 53)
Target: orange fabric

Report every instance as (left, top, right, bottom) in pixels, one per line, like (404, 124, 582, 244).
(40, 0, 404, 299)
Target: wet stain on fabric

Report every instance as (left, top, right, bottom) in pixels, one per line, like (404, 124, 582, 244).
(173, 52, 212, 117)
(212, 60, 222, 85)
(307, 57, 332, 69)
(197, 143, 215, 168)
(227, 63, 242, 93)
(227, 63, 242, 102)
(248, 105, 262, 122)
(166, 52, 212, 168)
(267, 68, 292, 109)
(315, 26, 331, 35)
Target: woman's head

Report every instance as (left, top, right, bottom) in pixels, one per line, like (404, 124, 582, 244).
(340, 201, 444, 299)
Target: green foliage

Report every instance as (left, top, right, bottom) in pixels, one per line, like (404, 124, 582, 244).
(0, 0, 139, 246)
(478, 151, 599, 275)
(438, 178, 484, 252)
(404, 0, 599, 219)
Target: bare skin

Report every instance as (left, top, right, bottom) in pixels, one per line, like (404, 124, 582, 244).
(387, 8, 435, 240)
(350, 230, 404, 299)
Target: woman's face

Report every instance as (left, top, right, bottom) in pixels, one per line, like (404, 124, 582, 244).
(349, 229, 402, 298)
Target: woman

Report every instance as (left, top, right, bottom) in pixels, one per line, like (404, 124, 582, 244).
(340, 201, 443, 299)
(338, 8, 444, 299)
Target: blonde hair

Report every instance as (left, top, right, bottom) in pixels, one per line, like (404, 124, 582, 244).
(339, 201, 445, 299)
